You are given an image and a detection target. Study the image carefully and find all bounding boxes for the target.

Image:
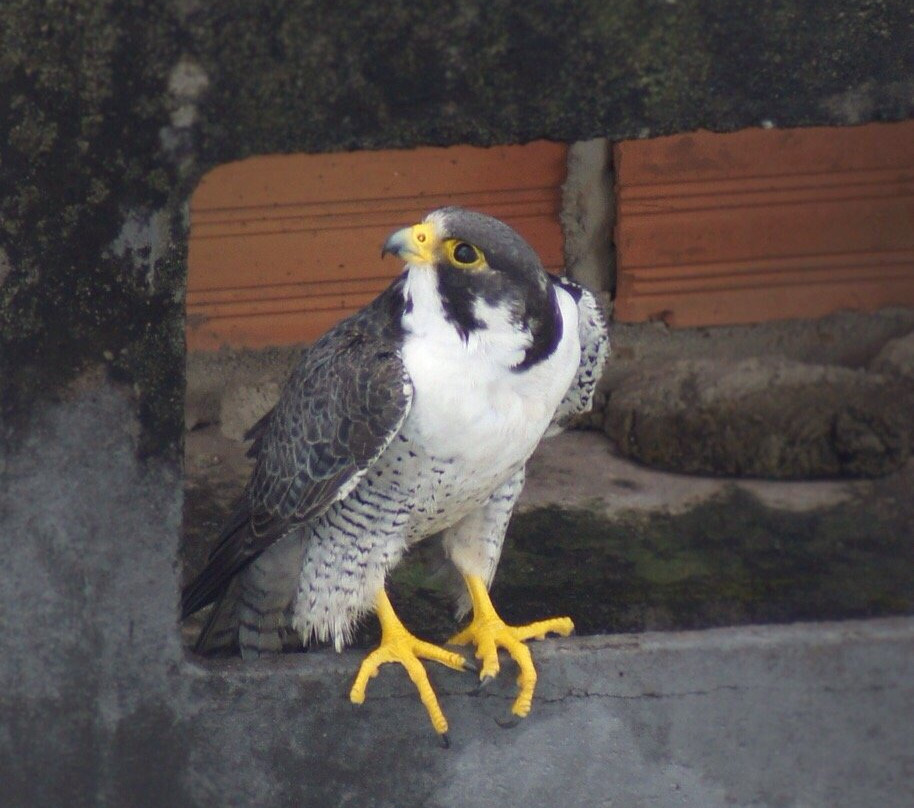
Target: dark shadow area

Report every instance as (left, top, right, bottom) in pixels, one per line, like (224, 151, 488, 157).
(497, 490, 914, 636)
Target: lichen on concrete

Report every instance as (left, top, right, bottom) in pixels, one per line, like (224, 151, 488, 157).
(0, 0, 188, 457)
(497, 482, 914, 636)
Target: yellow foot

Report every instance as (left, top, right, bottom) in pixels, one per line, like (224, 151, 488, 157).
(349, 589, 468, 737)
(448, 574, 573, 719)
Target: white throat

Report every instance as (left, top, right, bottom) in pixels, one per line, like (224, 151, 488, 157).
(400, 266, 532, 368)
(398, 266, 581, 463)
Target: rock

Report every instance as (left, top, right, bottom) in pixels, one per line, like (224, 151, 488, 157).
(604, 357, 911, 479)
(219, 381, 281, 442)
(870, 330, 914, 383)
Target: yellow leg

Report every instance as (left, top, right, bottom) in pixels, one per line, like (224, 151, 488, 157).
(449, 574, 574, 718)
(350, 589, 468, 737)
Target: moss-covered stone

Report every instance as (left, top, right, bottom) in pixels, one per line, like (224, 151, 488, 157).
(346, 482, 914, 642)
(0, 0, 187, 457)
(489, 486, 914, 637)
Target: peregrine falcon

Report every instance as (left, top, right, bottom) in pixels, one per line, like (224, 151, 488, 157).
(182, 207, 609, 740)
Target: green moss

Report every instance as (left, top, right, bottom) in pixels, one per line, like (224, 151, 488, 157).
(181, 425, 913, 648)
(222, 483, 914, 648)
(486, 487, 914, 635)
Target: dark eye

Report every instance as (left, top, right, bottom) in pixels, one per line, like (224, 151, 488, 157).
(453, 242, 478, 264)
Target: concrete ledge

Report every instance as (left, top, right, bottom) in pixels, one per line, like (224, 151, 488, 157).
(176, 617, 913, 807)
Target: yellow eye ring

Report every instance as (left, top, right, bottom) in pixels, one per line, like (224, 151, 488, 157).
(444, 239, 485, 270)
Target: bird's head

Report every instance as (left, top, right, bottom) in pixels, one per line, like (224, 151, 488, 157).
(382, 207, 554, 343)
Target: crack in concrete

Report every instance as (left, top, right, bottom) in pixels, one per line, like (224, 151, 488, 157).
(365, 680, 902, 707)
(538, 684, 745, 704)
(348, 681, 749, 707)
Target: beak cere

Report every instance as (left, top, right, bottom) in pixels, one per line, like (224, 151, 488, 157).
(381, 223, 439, 264)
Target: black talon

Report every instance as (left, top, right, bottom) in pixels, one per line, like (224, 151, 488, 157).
(439, 732, 451, 749)
(462, 658, 480, 674)
(471, 674, 496, 696)
(495, 714, 520, 729)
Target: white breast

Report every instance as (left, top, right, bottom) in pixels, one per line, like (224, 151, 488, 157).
(398, 268, 581, 475)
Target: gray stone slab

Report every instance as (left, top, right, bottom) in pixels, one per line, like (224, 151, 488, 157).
(171, 618, 914, 808)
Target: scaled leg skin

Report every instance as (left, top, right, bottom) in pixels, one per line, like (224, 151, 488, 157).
(449, 573, 574, 719)
(350, 589, 469, 738)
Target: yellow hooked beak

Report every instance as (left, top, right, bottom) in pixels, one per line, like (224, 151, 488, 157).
(381, 222, 440, 265)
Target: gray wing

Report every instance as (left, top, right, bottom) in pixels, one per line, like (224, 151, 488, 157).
(181, 301, 412, 619)
(547, 277, 610, 435)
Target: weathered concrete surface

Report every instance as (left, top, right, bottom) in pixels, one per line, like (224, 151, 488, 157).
(603, 308, 914, 380)
(591, 311, 914, 472)
(185, 346, 298, 432)
(872, 330, 914, 383)
(561, 138, 614, 293)
(0, 385, 185, 808)
(218, 381, 281, 442)
(173, 617, 914, 808)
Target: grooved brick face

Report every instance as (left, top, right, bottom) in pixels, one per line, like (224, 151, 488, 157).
(187, 142, 568, 350)
(613, 121, 914, 327)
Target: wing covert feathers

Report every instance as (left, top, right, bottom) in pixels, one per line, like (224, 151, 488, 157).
(548, 277, 610, 433)
(181, 283, 412, 620)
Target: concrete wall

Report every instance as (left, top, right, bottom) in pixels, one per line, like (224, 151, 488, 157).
(1, 2, 913, 805)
